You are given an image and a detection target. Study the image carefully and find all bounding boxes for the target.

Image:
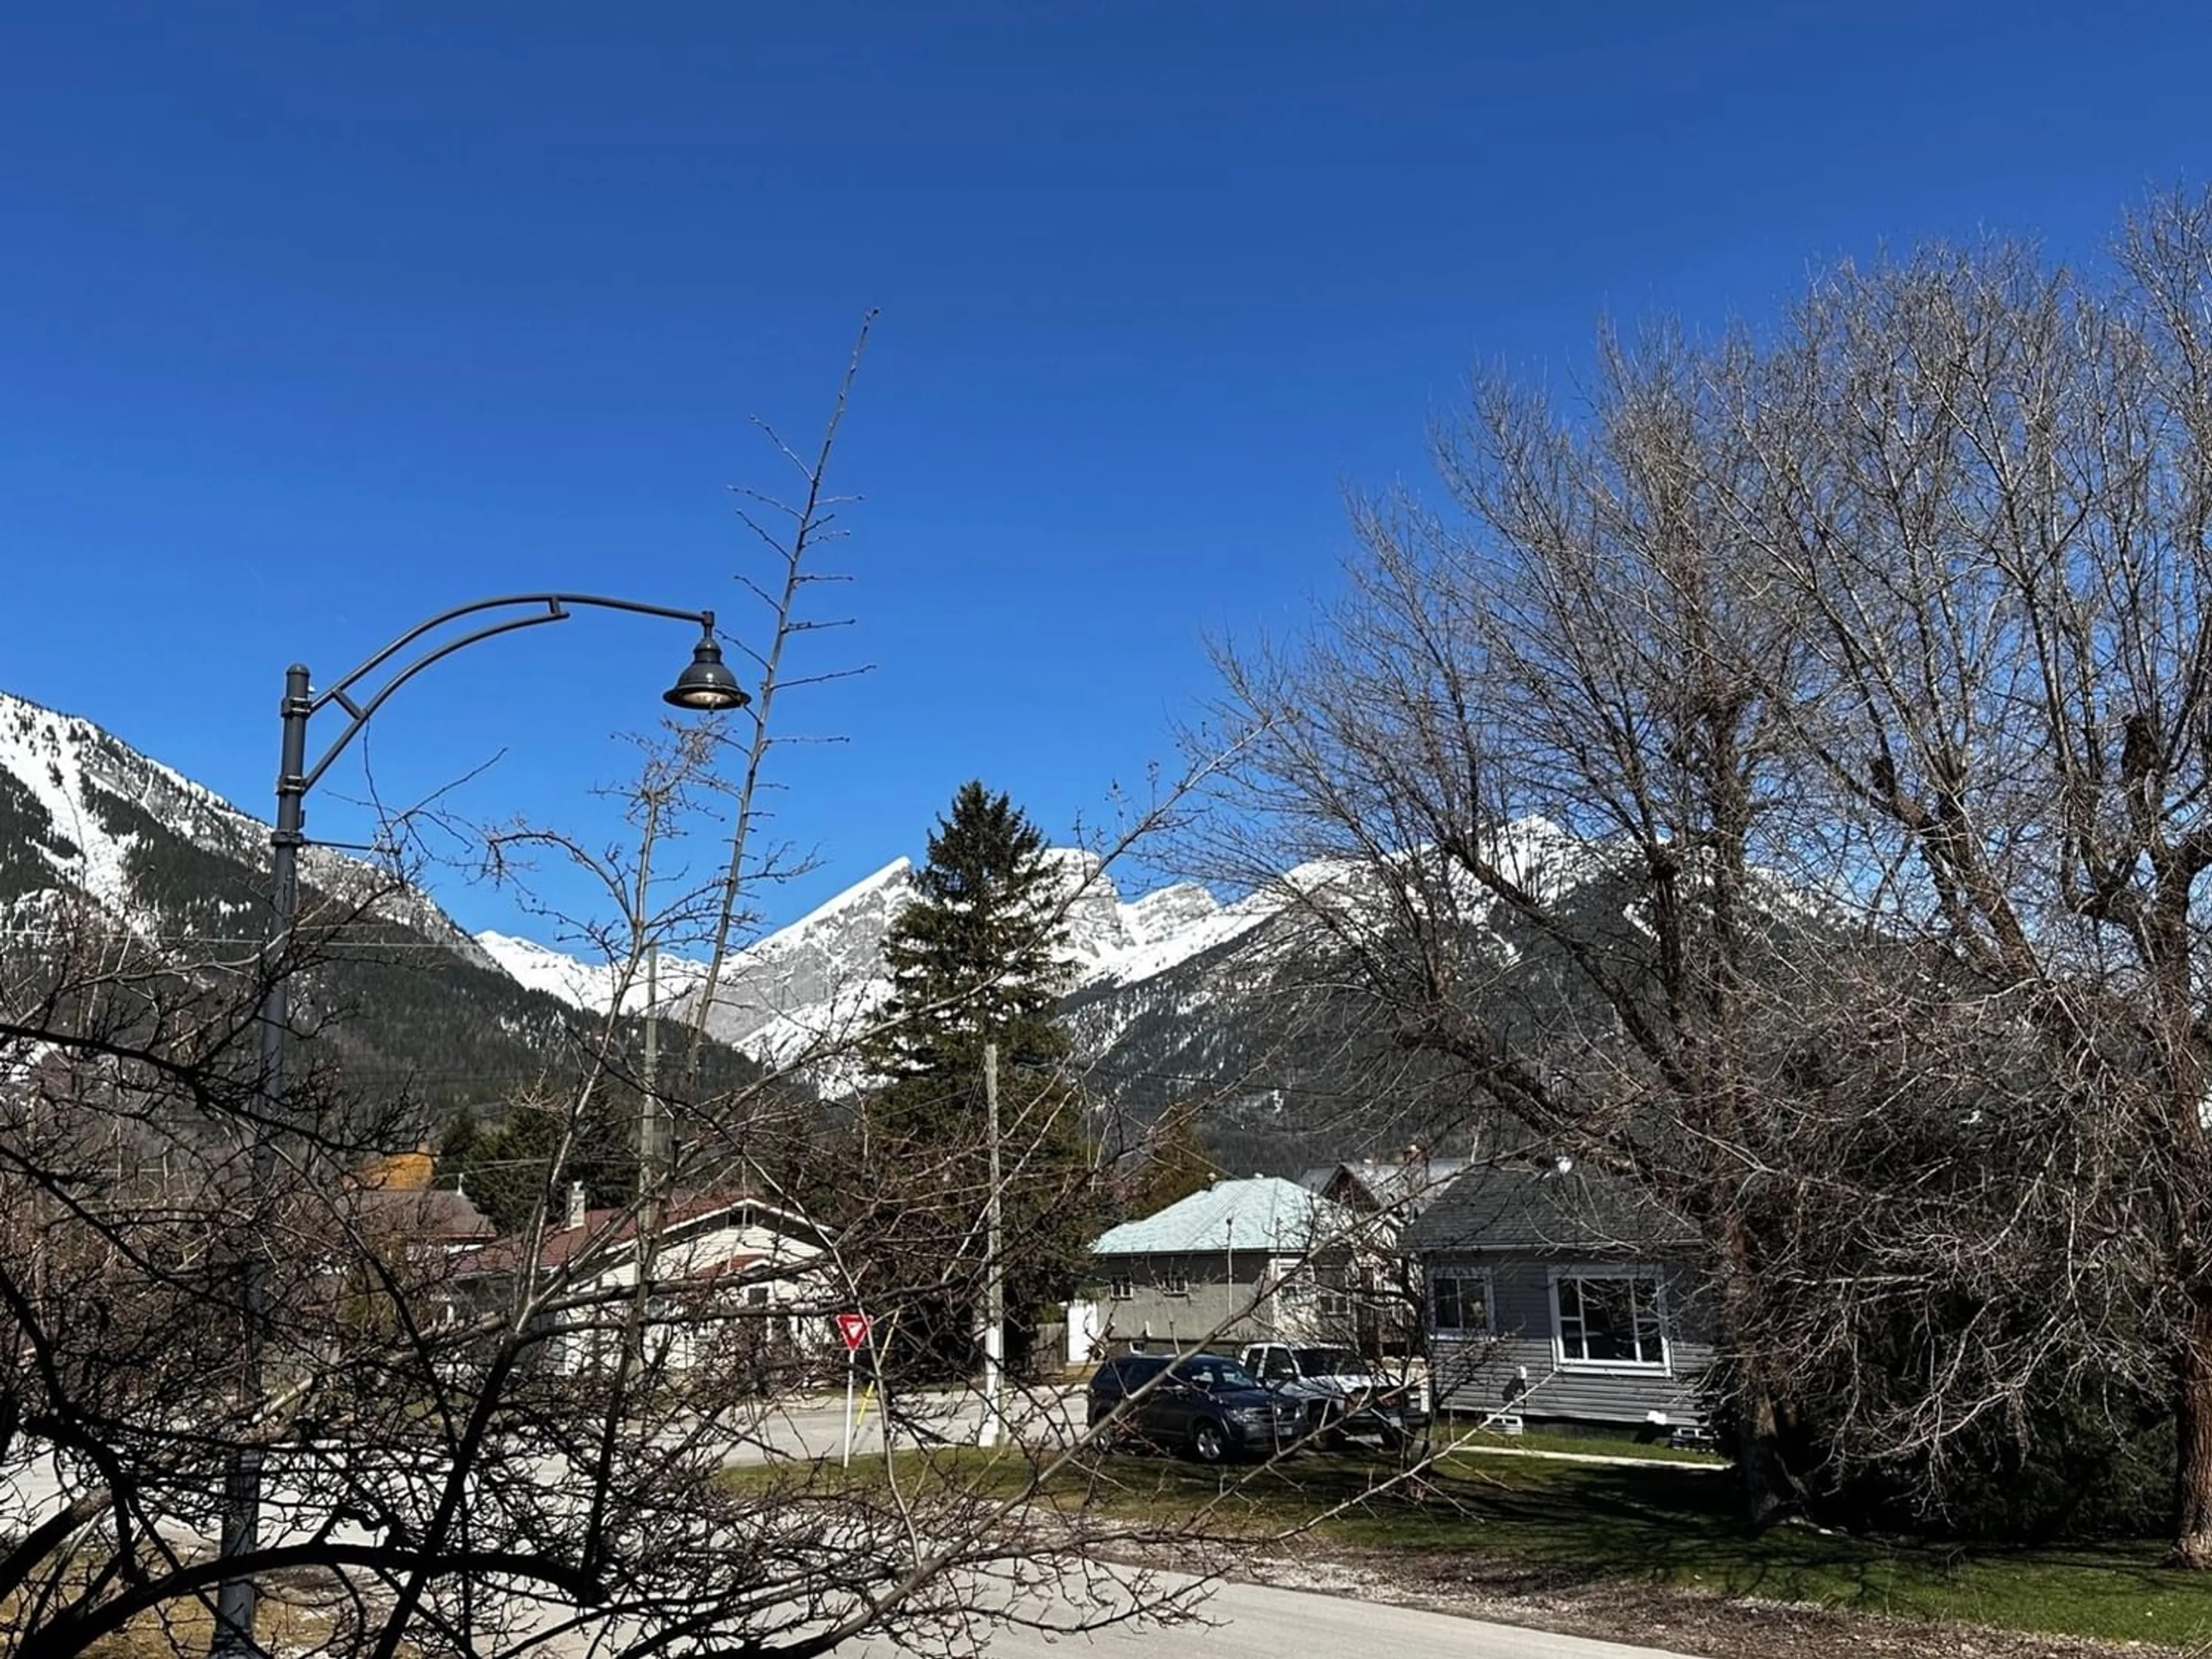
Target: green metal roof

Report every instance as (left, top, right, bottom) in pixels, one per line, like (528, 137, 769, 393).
(1092, 1175, 1353, 1256)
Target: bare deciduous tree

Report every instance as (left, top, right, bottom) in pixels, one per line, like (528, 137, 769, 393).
(1194, 322, 1826, 1522)
(1733, 200, 2212, 1562)
(1196, 189, 2212, 1561)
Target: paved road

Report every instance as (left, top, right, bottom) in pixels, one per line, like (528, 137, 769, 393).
(861, 1576, 1710, 1659)
(719, 1386, 1079, 1464)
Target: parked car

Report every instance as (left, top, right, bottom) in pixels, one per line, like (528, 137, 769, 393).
(1085, 1350, 1303, 1464)
(1238, 1342, 1424, 1449)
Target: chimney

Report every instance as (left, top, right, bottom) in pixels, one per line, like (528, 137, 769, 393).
(565, 1180, 587, 1231)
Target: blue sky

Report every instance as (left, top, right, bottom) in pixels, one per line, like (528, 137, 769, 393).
(3, 2, 2207, 949)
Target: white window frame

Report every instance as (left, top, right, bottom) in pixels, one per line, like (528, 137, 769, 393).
(1156, 1262, 1192, 1297)
(1429, 1266, 1494, 1336)
(1107, 1268, 1134, 1301)
(1548, 1264, 1671, 1374)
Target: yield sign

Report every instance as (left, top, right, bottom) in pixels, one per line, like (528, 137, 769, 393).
(835, 1312, 870, 1352)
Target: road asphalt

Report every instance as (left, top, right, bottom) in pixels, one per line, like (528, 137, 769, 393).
(718, 1385, 1080, 1463)
(865, 1575, 1710, 1659)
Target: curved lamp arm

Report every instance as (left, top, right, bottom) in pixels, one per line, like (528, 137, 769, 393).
(214, 587, 737, 1659)
(290, 593, 722, 801)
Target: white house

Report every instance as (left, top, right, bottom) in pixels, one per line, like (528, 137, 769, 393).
(521, 1189, 842, 1378)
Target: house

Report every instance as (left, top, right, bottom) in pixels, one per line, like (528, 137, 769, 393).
(1400, 1156, 1715, 1431)
(343, 1149, 495, 1259)
(349, 1185, 496, 1260)
(498, 1188, 841, 1378)
(1297, 1150, 1472, 1354)
(1078, 1176, 1369, 1355)
(331, 1161, 499, 1330)
(1298, 1150, 1471, 1222)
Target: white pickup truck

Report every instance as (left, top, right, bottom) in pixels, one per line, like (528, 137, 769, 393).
(1238, 1342, 1424, 1449)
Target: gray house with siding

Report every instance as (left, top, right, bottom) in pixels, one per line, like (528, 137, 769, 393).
(1402, 1157, 1715, 1430)
(1082, 1176, 1362, 1354)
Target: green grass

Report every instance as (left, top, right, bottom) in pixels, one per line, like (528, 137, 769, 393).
(1363, 1457, 2212, 1650)
(724, 1446, 2212, 1649)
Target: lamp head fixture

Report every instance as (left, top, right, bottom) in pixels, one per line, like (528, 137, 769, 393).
(663, 632, 749, 712)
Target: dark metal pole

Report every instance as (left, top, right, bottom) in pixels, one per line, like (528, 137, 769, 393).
(197, 594, 734, 1658)
(211, 664, 310, 1659)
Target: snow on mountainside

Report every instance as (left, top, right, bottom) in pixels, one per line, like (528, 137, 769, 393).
(0, 690, 493, 964)
(474, 931, 712, 1015)
(0, 682, 1734, 1171)
(0, 682, 1615, 1111)
(666, 858, 916, 1064)
(0, 686, 779, 1116)
(1, 691, 265, 914)
(477, 830, 1616, 1077)
(480, 847, 1253, 1071)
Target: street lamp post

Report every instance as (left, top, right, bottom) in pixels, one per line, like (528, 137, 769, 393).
(208, 593, 748, 1659)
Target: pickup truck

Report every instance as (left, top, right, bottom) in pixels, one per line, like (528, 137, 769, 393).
(1238, 1342, 1423, 1449)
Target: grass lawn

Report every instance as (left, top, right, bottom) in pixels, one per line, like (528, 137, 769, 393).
(1434, 1425, 1729, 1465)
(1315, 1457, 2212, 1649)
(726, 1446, 2212, 1649)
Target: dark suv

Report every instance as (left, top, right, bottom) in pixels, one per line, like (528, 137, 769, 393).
(1085, 1350, 1302, 1463)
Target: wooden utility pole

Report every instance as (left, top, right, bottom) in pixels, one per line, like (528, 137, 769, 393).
(624, 944, 665, 1371)
(642, 943, 665, 1225)
(979, 1040, 1005, 1448)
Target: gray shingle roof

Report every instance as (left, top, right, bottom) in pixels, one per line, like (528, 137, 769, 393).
(1334, 1156, 1472, 1214)
(1093, 1176, 1354, 1256)
(1399, 1159, 1696, 1256)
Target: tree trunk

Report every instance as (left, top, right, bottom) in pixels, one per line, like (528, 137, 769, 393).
(1734, 1370, 1789, 1527)
(2172, 1294, 2212, 1567)
(1715, 1217, 1790, 1526)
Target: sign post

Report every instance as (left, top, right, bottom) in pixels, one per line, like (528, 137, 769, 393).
(835, 1312, 870, 1467)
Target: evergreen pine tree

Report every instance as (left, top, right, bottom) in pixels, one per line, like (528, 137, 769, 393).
(865, 781, 1069, 1093)
(853, 782, 1097, 1379)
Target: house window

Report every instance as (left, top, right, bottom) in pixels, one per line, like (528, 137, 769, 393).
(1430, 1269, 1491, 1334)
(1108, 1270, 1134, 1301)
(1551, 1268, 1668, 1369)
(1157, 1264, 1191, 1297)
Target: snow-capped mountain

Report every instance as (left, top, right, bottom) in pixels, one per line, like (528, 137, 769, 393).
(0, 689, 746, 1112)
(2, 683, 1717, 1175)
(484, 847, 1263, 1073)
(0, 690, 497, 967)
(475, 930, 713, 1016)
(461, 814, 1627, 1125)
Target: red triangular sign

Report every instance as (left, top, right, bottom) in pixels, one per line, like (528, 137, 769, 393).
(835, 1311, 870, 1351)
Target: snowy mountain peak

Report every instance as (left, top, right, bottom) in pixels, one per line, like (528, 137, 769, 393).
(1123, 882, 1223, 948)
(0, 689, 494, 967)
(473, 931, 709, 1015)
(474, 846, 1247, 1070)
(464, 817, 1620, 1077)
(780, 857, 914, 937)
